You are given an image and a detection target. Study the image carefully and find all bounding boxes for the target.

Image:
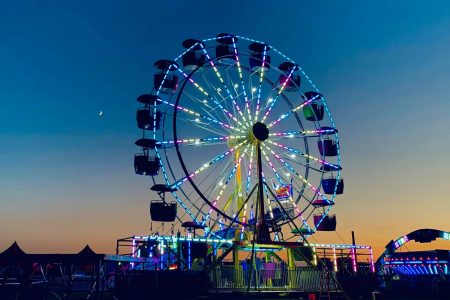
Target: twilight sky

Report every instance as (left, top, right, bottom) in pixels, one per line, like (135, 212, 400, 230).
(1, 0, 450, 258)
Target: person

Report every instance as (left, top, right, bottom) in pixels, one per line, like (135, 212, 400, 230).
(240, 260, 248, 286)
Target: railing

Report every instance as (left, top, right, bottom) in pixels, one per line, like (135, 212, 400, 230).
(207, 266, 340, 292)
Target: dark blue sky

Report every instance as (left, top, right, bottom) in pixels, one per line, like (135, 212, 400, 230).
(1, 1, 450, 254)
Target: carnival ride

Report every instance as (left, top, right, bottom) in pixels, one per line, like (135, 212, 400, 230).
(135, 33, 342, 244)
(126, 34, 374, 296)
(379, 229, 450, 276)
(377, 228, 450, 297)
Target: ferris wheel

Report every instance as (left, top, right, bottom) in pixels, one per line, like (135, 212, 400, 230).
(134, 34, 343, 242)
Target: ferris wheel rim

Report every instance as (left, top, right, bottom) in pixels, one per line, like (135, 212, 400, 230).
(140, 34, 343, 237)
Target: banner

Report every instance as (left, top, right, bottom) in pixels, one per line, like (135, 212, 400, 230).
(275, 184, 292, 200)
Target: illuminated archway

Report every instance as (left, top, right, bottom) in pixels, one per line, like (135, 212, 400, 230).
(378, 228, 450, 264)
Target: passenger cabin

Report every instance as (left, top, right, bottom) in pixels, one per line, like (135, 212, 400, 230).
(278, 62, 301, 92)
(318, 139, 338, 156)
(304, 104, 324, 121)
(134, 154, 160, 176)
(303, 91, 324, 121)
(321, 178, 344, 195)
(150, 201, 177, 222)
(215, 33, 236, 65)
(136, 108, 162, 130)
(248, 42, 271, 72)
(314, 214, 337, 231)
(153, 59, 179, 94)
(182, 39, 206, 71)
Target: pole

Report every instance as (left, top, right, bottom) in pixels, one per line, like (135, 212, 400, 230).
(256, 144, 270, 243)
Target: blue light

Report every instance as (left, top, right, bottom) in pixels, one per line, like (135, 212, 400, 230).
(188, 240, 191, 270)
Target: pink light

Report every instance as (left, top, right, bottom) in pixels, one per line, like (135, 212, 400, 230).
(254, 45, 268, 121)
(369, 247, 375, 273)
(261, 68, 295, 123)
(269, 148, 323, 197)
(260, 148, 311, 230)
(175, 67, 240, 125)
(267, 140, 338, 170)
(351, 247, 357, 273)
(268, 98, 313, 128)
(131, 237, 136, 268)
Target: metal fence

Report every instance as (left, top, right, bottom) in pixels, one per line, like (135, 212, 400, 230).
(207, 266, 340, 292)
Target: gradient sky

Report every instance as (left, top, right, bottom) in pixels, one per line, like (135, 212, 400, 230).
(1, 1, 450, 258)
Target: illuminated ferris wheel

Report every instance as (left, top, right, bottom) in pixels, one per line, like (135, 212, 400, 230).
(134, 33, 343, 242)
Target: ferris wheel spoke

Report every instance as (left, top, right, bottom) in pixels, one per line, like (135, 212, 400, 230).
(174, 65, 245, 128)
(244, 145, 255, 197)
(177, 155, 236, 225)
(261, 143, 328, 201)
(254, 45, 269, 122)
(171, 140, 248, 188)
(202, 144, 251, 226)
(267, 93, 321, 129)
(199, 44, 249, 128)
(260, 148, 312, 231)
(178, 117, 229, 136)
(155, 97, 242, 133)
(269, 128, 336, 139)
(182, 88, 231, 127)
(260, 67, 295, 123)
(230, 39, 252, 126)
(158, 134, 246, 148)
(266, 140, 339, 170)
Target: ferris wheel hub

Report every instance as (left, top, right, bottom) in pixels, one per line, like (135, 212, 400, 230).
(252, 122, 269, 142)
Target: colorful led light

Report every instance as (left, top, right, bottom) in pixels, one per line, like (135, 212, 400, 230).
(369, 247, 375, 273)
(267, 93, 322, 129)
(262, 143, 328, 201)
(266, 140, 340, 170)
(261, 67, 295, 123)
(269, 128, 336, 137)
(254, 45, 268, 122)
(351, 247, 357, 273)
(158, 135, 245, 146)
(202, 144, 250, 225)
(231, 39, 251, 126)
(154, 67, 171, 139)
(172, 140, 247, 188)
(174, 66, 244, 127)
(260, 148, 311, 231)
(199, 43, 248, 127)
(333, 247, 338, 272)
(152, 96, 242, 133)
